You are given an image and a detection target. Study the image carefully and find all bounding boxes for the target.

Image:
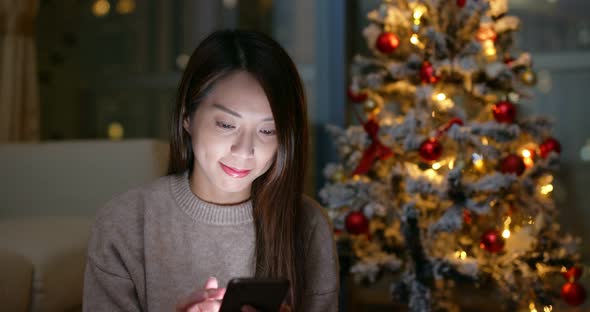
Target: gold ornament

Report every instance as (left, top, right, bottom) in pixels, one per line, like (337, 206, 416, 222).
(520, 68, 537, 86)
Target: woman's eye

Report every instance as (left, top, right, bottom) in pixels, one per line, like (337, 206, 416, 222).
(215, 121, 235, 130)
(260, 129, 276, 136)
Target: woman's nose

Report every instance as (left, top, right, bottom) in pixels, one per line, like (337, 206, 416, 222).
(231, 130, 255, 158)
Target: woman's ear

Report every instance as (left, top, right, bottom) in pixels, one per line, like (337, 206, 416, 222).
(183, 116, 190, 134)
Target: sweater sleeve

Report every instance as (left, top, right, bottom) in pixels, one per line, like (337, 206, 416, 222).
(83, 256, 142, 311)
(301, 197, 340, 312)
(82, 190, 146, 312)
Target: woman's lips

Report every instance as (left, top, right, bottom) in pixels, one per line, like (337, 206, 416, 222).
(220, 162, 251, 178)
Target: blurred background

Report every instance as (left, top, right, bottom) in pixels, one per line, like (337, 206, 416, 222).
(1, 0, 589, 311)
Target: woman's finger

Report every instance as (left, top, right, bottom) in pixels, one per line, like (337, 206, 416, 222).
(186, 299, 222, 312)
(204, 277, 219, 290)
(176, 288, 225, 311)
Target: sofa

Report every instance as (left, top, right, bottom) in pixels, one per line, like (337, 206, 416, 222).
(0, 139, 169, 312)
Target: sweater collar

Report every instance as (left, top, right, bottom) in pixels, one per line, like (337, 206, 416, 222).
(170, 171, 253, 225)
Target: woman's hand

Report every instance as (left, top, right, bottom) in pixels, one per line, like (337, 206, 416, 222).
(240, 304, 292, 312)
(176, 277, 226, 312)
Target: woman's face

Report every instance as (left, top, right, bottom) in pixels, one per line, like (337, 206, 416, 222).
(183, 71, 278, 204)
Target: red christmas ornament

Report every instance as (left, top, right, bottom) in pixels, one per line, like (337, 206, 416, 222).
(457, 0, 467, 8)
(539, 137, 561, 158)
(419, 137, 443, 162)
(480, 229, 505, 253)
(500, 154, 526, 176)
(492, 101, 517, 123)
(347, 88, 368, 103)
(561, 282, 587, 307)
(563, 266, 584, 282)
(376, 32, 400, 54)
(420, 61, 439, 84)
(463, 209, 472, 225)
(345, 211, 369, 235)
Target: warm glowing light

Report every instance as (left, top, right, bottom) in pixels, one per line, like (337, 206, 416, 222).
(435, 93, 446, 101)
(107, 122, 124, 140)
(529, 302, 538, 312)
(352, 174, 361, 182)
(116, 0, 135, 14)
(543, 305, 553, 312)
(413, 5, 426, 20)
(504, 216, 512, 226)
(92, 0, 111, 16)
(410, 34, 420, 45)
(481, 137, 489, 145)
(522, 149, 532, 158)
(425, 169, 439, 181)
(540, 184, 554, 195)
(502, 229, 511, 239)
(523, 157, 534, 168)
(454, 250, 467, 260)
(482, 40, 496, 60)
(448, 159, 455, 169)
(432, 162, 442, 170)
(476, 26, 497, 42)
(472, 153, 485, 170)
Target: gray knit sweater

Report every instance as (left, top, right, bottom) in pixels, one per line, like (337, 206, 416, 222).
(82, 172, 339, 311)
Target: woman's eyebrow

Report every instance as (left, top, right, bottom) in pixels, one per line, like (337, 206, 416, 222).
(212, 103, 274, 121)
(213, 103, 241, 118)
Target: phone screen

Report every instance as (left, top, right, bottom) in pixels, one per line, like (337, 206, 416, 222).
(219, 278, 289, 312)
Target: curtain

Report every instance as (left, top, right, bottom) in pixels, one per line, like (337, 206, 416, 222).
(0, 0, 39, 142)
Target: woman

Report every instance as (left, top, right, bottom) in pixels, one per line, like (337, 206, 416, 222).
(82, 29, 339, 311)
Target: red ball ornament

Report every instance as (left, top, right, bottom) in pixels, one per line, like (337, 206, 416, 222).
(561, 282, 587, 307)
(492, 101, 517, 123)
(420, 61, 439, 84)
(347, 88, 368, 103)
(419, 137, 444, 162)
(345, 211, 369, 235)
(563, 266, 584, 282)
(376, 32, 400, 54)
(463, 209, 472, 225)
(539, 137, 561, 158)
(480, 229, 505, 253)
(457, 0, 467, 8)
(500, 154, 526, 176)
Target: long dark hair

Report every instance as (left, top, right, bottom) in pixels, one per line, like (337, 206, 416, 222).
(168, 29, 308, 309)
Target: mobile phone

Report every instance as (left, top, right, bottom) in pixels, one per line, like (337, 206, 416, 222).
(219, 278, 289, 312)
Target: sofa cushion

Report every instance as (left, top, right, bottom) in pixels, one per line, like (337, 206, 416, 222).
(0, 216, 93, 312)
(0, 139, 169, 218)
(0, 248, 33, 312)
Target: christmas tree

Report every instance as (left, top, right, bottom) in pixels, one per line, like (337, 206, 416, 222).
(319, 0, 587, 311)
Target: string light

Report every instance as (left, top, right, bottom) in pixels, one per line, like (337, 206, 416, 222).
(519, 144, 537, 168)
(448, 159, 455, 169)
(454, 250, 467, 260)
(116, 0, 135, 14)
(543, 306, 553, 312)
(412, 4, 427, 23)
(481, 137, 489, 145)
(482, 40, 497, 60)
(92, 0, 111, 16)
(540, 184, 553, 195)
(502, 216, 511, 239)
(472, 153, 485, 171)
(529, 302, 538, 312)
(432, 162, 442, 170)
